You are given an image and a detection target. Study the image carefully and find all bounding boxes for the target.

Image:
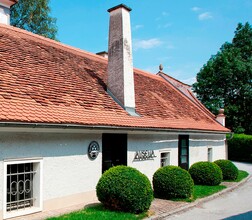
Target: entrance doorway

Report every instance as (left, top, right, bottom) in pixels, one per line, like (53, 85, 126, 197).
(102, 134, 127, 173)
(178, 135, 189, 170)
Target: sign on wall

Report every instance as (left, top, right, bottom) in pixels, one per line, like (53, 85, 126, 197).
(88, 141, 100, 160)
(134, 150, 156, 161)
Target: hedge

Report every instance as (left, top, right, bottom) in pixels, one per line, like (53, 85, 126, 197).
(228, 134, 252, 162)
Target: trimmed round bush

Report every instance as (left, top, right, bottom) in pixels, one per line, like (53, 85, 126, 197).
(214, 159, 239, 180)
(189, 161, 222, 186)
(153, 165, 194, 199)
(96, 165, 153, 214)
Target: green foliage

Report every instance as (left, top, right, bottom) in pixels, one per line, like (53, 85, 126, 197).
(96, 166, 153, 214)
(189, 161, 223, 186)
(228, 134, 252, 162)
(214, 159, 238, 180)
(10, 0, 57, 40)
(152, 165, 194, 199)
(193, 22, 252, 134)
(47, 204, 147, 220)
(233, 170, 249, 182)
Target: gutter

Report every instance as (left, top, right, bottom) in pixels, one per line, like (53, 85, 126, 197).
(0, 122, 230, 135)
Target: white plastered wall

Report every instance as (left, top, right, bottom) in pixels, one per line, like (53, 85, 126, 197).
(189, 134, 226, 165)
(0, 130, 227, 218)
(0, 131, 102, 217)
(128, 134, 178, 180)
(128, 133, 226, 180)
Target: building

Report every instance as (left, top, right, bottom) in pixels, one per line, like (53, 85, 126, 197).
(0, 1, 229, 219)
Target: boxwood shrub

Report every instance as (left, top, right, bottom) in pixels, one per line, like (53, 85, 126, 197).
(96, 165, 153, 214)
(214, 159, 239, 180)
(153, 165, 194, 199)
(189, 161, 222, 186)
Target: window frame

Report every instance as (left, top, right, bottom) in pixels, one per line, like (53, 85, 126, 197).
(3, 158, 43, 219)
(160, 151, 171, 167)
(208, 147, 213, 162)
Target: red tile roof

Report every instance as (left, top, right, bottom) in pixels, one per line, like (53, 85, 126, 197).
(0, 24, 229, 132)
(157, 72, 216, 120)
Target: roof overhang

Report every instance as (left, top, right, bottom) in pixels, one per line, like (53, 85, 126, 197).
(0, 122, 230, 135)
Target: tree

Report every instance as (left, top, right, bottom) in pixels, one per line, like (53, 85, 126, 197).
(10, 0, 57, 40)
(193, 22, 252, 134)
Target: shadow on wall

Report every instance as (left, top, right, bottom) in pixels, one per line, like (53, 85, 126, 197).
(0, 132, 101, 160)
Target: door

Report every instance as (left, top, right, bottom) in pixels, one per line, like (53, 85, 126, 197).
(102, 133, 127, 173)
(178, 135, 189, 170)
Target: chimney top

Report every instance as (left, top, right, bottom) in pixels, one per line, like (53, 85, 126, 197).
(107, 4, 132, 13)
(0, 0, 18, 25)
(96, 51, 108, 58)
(0, 0, 17, 7)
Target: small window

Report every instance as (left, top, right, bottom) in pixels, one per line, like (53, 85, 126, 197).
(161, 152, 170, 167)
(208, 148, 213, 162)
(4, 159, 43, 219)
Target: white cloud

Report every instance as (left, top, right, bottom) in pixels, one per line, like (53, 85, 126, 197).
(191, 7, 201, 12)
(133, 24, 144, 31)
(162, 11, 169, 16)
(133, 38, 163, 50)
(157, 22, 173, 29)
(198, 12, 213, 20)
(182, 77, 196, 85)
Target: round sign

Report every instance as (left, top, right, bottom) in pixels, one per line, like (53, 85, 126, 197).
(88, 141, 100, 160)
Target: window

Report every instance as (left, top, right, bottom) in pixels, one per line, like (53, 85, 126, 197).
(208, 148, 213, 162)
(160, 152, 170, 167)
(3, 159, 43, 219)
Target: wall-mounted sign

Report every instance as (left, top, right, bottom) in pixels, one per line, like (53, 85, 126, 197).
(88, 141, 100, 160)
(134, 150, 156, 161)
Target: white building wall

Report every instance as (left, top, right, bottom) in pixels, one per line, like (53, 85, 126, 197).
(0, 130, 227, 218)
(0, 131, 102, 215)
(128, 133, 226, 180)
(128, 134, 178, 180)
(189, 134, 226, 165)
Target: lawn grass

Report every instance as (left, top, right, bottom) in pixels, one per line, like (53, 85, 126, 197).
(47, 204, 147, 220)
(193, 185, 226, 200)
(174, 169, 249, 202)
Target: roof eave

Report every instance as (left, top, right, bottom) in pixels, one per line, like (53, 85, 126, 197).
(0, 122, 230, 134)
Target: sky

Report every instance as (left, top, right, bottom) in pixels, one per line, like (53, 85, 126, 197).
(50, 0, 252, 85)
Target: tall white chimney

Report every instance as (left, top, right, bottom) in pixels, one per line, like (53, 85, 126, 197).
(0, 0, 17, 25)
(107, 4, 137, 116)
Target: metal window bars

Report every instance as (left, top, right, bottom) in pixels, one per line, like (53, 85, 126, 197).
(6, 163, 36, 212)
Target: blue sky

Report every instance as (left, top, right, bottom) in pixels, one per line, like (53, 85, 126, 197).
(50, 0, 252, 85)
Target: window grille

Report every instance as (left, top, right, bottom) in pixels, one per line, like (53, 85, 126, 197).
(161, 152, 170, 167)
(6, 163, 36, 212)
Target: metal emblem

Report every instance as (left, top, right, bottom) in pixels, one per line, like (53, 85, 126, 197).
(88, 141, 100, 160)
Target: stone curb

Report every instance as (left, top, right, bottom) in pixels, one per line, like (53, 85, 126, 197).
(148, 175, 251, 220)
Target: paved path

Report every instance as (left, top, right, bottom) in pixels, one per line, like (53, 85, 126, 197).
(167, 162, 252, 220)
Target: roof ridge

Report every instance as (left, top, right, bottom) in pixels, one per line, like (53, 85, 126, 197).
(0, 23, 108, 64)
(157, 72, 220, 124)
(134, 67, 164, 81)
(158, 72, 191, 87)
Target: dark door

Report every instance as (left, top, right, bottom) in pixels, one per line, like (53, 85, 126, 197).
(178, 135, 189, 170)
(102, 133, 127, 173)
